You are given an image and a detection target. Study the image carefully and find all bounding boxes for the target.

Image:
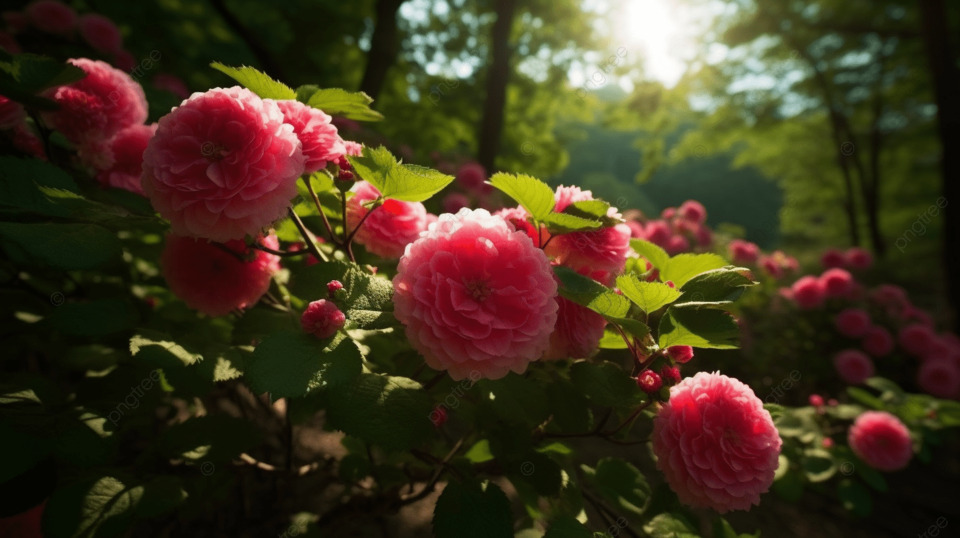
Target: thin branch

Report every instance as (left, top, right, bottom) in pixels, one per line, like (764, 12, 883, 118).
(287, 207, 329, 263)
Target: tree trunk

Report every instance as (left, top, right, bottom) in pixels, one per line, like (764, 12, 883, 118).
(358, 0, 405, 102)
(477, 0, 518, 173)
(919, 0, 960, 329)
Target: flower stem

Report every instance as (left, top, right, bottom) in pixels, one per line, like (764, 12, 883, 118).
(287, 206, 329, 263)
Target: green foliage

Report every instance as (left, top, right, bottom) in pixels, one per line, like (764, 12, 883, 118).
(658, 308, 740, 349)
(210, 62, 296, 99)
(323, 374, 432, 451)
(245, 331, 362, 399)
(432, 480, 513, 538)
(488, 172, 556, 221)
(615, 275, 681, 314)
(0, 51, 85, 109)
(296, 86, 384, 121)
(347, 146, 454, 202)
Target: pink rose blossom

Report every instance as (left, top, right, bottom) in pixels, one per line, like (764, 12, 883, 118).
(819, 268, 854, 298)
(862, 326, 894, 357)
(870, 284, 909, 310)
(637, 370, 662, 393)
(545, 186, 631, 283)
(917, 359, 960, 399)
(153, 74, 190, 99)
(42, 58, 147, 144)
(0, 95, 25, 129)
(652, 372, 781, 513)
(12, 125, 46, 160)
(442, 192, 471, 214)
(643, 220, 671, 246)
(694, 223, 713, 247)
(899, 306, 934, 328)
(835, 308, 871, 338)
(899, 324, 936, 357)
(790, 276, 825, 309)
(848, 411, 912, 471)
(660, 365, 681, 385)
(456, 162, 489, 194)
(678, 200, 706, 224)
(661, 207, 676, 219)
(347, 181, 428, 258)
(161, 233, 281, 317)
(820, 248, 846, 269)
(91, 123, 156, 194)
(78, 14, 123, 54)
(626, 220, 644, 238)
(273, 99, 345, 174)
(300, 299, 346, 339)
(759, 255, 782, 278)
(25, 0, 77, 35)
(393, 208, 558, 381)
(543, 293, 607, 360)
(666, 345, 694, 364)
(833, 349, 874, 384)
(809, 394, 824, 407)
(846, 247, 873, 270)
(141, 87, 306, 242)
(665, 234, 690, 255)
(494, 206, 540, 246)
(729, 240, 759, 265)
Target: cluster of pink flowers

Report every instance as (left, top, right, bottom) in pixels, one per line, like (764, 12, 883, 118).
(782, 267, 858, 309)
(2, 1, 130, 63)
(628, 200, 712, 255)
(820, 247, 874, 271)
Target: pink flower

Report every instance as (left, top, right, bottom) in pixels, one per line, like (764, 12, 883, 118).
(835, 308, 871, 338)
(819, 268, 854, 298)
(494, 206, 540, 246)
(790, 276, 825, 309)
(652, 372, 781, 513)
(862, 326, 894, 357)
(300, 299, 346, 339)
(346, 181, 428, 258)
(846, 247, 873, 270)
(917, 359, 960, 399)
(660, 365, 681, 385)
(12, 125, 46, 159)
(694, 224, 713, 247)
(78, 14, 123, 54)
(666, 345, 694, 364)
(545, 186, 631, 284)
(543, 293, 607, 360)
(152, 74, 190, 99)
(848, 411, 912, 471)
(92, 123, 157, 194)
(809, 394, 824, 407)
(643, 220, 671, 246)
(393, 208, 558, 380)
(273, 99, 345, 174)
(899, 324, 936, 357)
(625, 220, 644, 238)
(442, 192, 471, 214)
(833, 349, 874, 384)
(661, 207, 676, 219)
(42, 58, 147, 144)
(728, 240, 759, 265)
(665, 235, 690, 255)
(899, 306, 934, 328)
(25, 0, 77, 35)
(820, 248, 846, 269)
(112, 50, 136, 72)
(141, 87, 305, 242)
(637, 370, 662, 393)
(759, 255, 782, 279)
(0, 94, 25, 129)
(456, 162, 489, 194)
(678, 200, 706, 224)
(161, 233, 281, 317)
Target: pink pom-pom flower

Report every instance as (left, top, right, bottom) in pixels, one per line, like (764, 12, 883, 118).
(42, 58, 147, 145)
(728, 239, 759, 265)
(273, 99, 345, 174)
(898, 324, 936, 357)
(845, 247, 873, 270)
(834, 308, 871, 339)
(677, 199, 706, 224)
(346, 181, 429, 259)
(790, 276, 825, 309)
(393, 208, 558, 381)
(141, 87, 306, 242)
(652, 372, 781, 513)
(78, 14, 123, 55)
(161, 233, 281, 317)
(92, 123, 157, 194)
(917, 359, 960, 399)
(862, 326, 894, 357)
(833, 349, 875, 384)
(820, 248, 846, 269)
(25, 0, 77, 35)
(300, 299, 346, 339)
(848, 411, 912, 471)
(543, 287, 607, 360)
(819, 268, 854, 299)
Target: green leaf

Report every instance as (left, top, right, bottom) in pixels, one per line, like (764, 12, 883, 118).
(245, 331, 361, 398)
(643, 513, 698, 538)
(209, 62, 295, 99)
(325, 374, 433, 451)
(598, 326, 629, 349)
(505, 451, 563, 496)
(487, 172, 556, 220)
(592, 457, 650, 515)
(298, 86, 384, 121)
(674, 268, 754, 306)
(846, 387, 884, 409)
(289, 260, 395, 330)
(565, 200, 611, 219)
(658, 307, 740, 349)
(479, 373, 549, 427)
(433, 480, 513, 538)
(0, 222, 122, 269)
(49, 299, 139, 336)
(43, 475, 186, 538)
(554, 266, 631, 318)
(347, 146, 453, 203)
(855, 460, 888, 492)
(569, 361, 642, 409)
(801, 449, 836, 483)
(464, 439, 495, 464)
(837, 479, 872, 517)
(130, 332, 203, 365)
(541, 211, 603, 234)
(0, 52, 86, 109)
(629, 239, 669, 271)
(0, 157, 79, 217)
(615, 275, 681, 313)
(544, 515, 592, 538)
(158, 415, 261, 463)
(660, 253, 729, 288)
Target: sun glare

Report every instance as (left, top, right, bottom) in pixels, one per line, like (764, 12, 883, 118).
(613, 0, 698, 87)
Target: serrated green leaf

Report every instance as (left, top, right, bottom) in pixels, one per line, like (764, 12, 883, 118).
(643, 513, 698, 537)
(325, 374, 432, 451)
(598, 326, 629, 349)
(630, 239, 669, 271)
(615, 274, 681, 313)
(0, 222, 122, 269)
(210, 62, 295, 99)
(0, 52, 86, 109)
(289, 260, 395, 330)
(130, 332, 203, 366)
(569, 361, 642, 409)
(300, 86, 384, 121)
(480, 373, 549, 427)
(658, 307, 740, 349)
(245, 331, 362, 398)
(661, 253, 728, 288)
(433, 480, 513, 538)
(464, 439, 495, 464)
(347, 146, 453, 202)
(541, 211, 603, 234)
(554, 266, 631, 318)
(488, 172, 555, 220)
(591, 457, 650, 515)
(158, 415, 261, 463)
(674, 267, 754, 306)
